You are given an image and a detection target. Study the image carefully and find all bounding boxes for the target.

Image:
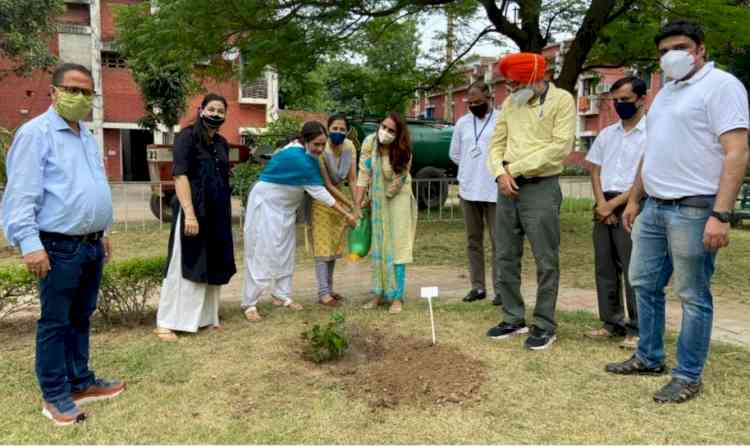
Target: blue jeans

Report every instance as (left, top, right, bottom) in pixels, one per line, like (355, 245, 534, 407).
(630, 198, 716, 384)
(36, 236, 104, 402)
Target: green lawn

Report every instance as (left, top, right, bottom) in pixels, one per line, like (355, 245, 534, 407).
(0, 302, 749, 444)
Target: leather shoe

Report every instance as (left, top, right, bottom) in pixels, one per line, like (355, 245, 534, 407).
(605, 354, 666, 376)
(462, 289, 487, 302)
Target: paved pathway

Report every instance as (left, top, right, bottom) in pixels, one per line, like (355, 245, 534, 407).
(219, 261, 750, 346)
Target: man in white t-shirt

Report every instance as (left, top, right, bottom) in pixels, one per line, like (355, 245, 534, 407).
(585, 76, 648, 349)
(449, 81, 501, 305)
(606, 20, 749, 404)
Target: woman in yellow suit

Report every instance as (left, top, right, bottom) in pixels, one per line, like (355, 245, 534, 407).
(310, 114, 359, 306)
(353, 112, 418, 314)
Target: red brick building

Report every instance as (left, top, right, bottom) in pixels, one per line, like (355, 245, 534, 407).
(411, 41, 664, 152)
(0, 0, 277, 181)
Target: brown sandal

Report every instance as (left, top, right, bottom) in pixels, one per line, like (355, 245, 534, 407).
(153, 327, 178, 342)
(272, 298, 303, 311)
(319, 295, 341, 307)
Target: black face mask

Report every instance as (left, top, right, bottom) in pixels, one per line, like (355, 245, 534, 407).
(202, 114, 225, 129)
(614, 101, 639, 120)
(469, 103, 489, 118)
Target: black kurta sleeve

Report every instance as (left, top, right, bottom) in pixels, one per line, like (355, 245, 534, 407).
(172, 127, 193, 177)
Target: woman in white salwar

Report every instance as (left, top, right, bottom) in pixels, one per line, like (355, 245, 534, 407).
(154, 94, 237, 342)
(241, 121, 357, 322)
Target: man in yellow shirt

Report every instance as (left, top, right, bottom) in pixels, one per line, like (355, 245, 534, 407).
(485, 52, 576, 350)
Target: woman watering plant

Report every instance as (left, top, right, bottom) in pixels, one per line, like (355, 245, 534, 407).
(154, 93, 236, 342)
(309, 113, 360, 307)
(241, 121, 357, 322)
(354, 112, 418, 314)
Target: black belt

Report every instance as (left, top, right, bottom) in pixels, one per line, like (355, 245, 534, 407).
(39, 231, 104, 244)
(515, 175, 558, 186)
(603, 191, 624, 200)
(649, 195, 715, 208)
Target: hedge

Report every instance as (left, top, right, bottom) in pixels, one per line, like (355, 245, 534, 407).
(0, 256, 167, 325)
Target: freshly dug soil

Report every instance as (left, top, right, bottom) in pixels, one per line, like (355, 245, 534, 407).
(307, 326, 488, 410)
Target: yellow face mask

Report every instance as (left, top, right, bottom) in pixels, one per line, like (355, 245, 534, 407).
(54, 89, 94, 122)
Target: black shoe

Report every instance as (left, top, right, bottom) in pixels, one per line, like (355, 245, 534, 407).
(462, 289, 487, 302)
(524, 325, 557, 350)
(486, 321, 528, 339)
(605, 354, 667, 376)
(653, 378, 703, 403)
(491, 295, 503, 306)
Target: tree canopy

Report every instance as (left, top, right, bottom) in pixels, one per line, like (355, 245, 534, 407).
(114, 0, 750, 108)
(0, 0, 63, 77)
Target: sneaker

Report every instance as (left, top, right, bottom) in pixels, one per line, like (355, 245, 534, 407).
(72, 379, 126, 405)
(462, 289, 487, 302)
(524, 325, 557, 350)
(42, 397, 86, 426)
(653, 377, 703, 403)
(486, 321, 528, 339)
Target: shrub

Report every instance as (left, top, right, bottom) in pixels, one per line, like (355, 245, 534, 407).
(256, 115, 303, 155)
(230, 161, 264, 206)
(98, 256, 167, 325)
(0, 264, 37, 322)
(0, 127, 13, 186)
(301, 311, 349, 363)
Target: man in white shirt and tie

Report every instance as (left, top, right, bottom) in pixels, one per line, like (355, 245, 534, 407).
(449, 81, 502, 305)
(585, 76, 648, 349)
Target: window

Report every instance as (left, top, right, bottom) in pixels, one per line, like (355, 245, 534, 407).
(102, 52, 127, 69)
(239, 55, 270, 103)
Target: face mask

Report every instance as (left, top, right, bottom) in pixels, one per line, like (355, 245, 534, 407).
(469, 103, 489, 118)
(329, 131, 346, 146)
(54, 90, 93, 122)
(511, 87, 535, 106)
(614, 101, 639, 120)
(378, 128, 395, 145)
(660, 50, 695, 81)
(202, 114, 225, 129)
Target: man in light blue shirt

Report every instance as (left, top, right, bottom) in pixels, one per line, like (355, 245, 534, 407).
(2, 63, 125, 426)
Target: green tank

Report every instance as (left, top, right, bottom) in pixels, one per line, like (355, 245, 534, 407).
(349, 118, 455, 209)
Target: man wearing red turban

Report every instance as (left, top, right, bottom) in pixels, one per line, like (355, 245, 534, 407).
(485, 52, 576, 351)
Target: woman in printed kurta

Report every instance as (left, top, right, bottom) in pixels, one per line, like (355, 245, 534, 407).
(310, 114, 359, 306)
(241, 121, 357, 322)
(155, 93, 236, 342)
(354, 112, 418, 314)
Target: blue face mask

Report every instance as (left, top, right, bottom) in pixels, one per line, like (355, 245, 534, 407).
(330, 131, 346, 146)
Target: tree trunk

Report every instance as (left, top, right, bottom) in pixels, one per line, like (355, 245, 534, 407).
(556, 0, 620, 94)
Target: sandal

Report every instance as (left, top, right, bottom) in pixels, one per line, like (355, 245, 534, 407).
(653, 378, 703, 403)
(388, 301, 403, 314)
(362, 298, 381, 310)
(605, 355, 666, 376)
(331, 292, 346, 301)
(272, 297, 304, 311)
(153, 327, 178, 342)
(244, 307, 263, 322)
(319, 295, 341, 307)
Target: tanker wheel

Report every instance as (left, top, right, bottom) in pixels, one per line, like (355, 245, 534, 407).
(150, 193, 175, 223)
(413, 167, 448, 210)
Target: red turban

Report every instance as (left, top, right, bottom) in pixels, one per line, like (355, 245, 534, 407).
(497, 52, 546, 84)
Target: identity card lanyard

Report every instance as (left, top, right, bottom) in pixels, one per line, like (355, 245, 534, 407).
(470, 110, 493, 158)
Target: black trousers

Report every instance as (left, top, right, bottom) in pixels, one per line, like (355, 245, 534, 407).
(592, 198, 638, 336)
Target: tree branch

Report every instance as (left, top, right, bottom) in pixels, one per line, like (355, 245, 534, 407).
(605, 0, 638, 24)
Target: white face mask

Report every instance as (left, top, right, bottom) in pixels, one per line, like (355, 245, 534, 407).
(660, 50, 695, 81)
(511, 87, 535, 106)
(378, 128, 395, 145)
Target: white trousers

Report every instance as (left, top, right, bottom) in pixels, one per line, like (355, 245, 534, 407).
(156, 212, 221, 332)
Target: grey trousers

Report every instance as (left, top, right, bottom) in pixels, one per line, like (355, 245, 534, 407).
(461, 199, 499, 294)
(315, 259, 336, 298)
(593, 218, 638, 336)
(495, 176, 562, 332)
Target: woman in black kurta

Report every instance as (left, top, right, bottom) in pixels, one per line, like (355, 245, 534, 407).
(154, 93, 237, 342)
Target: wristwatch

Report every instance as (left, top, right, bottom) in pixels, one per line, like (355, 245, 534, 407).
(711, 210, 732, 223)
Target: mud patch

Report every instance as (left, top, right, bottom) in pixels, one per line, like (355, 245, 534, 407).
(303, 326, 488, 410)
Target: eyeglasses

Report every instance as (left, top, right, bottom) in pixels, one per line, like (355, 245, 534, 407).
(54, 85, 95, 97)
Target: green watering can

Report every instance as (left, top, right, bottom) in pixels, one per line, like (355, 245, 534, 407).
(347, 207, 371, 261)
